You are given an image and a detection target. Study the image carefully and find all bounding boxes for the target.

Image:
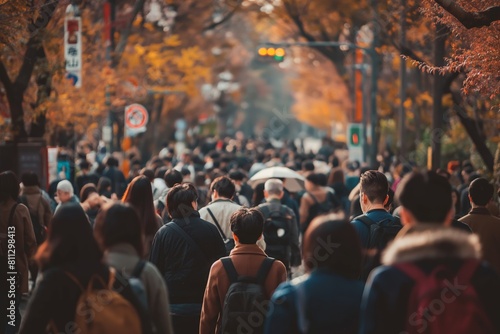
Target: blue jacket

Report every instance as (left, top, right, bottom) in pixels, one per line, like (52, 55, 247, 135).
(359, 227, 500, 334)
(265, 269, 364, 334)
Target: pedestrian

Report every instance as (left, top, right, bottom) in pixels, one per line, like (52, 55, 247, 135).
(19, 203, 148, 334)
(257, 179, 300, 277)
(0, 171, 37, 333)
(79, 183, 106, 226)
(102, 156, 127, 198)
(359, 171, 500, 334)
(265, 214, 364, 334)
(149, 183, 226, 334)
(459, 177, 500, 275)
(122, 175, 163, 259)
(54, 180, 79, 213)
(94, 202, 174, 334)
(200, 208, 287, 334)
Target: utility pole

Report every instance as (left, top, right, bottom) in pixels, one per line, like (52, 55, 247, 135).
(398, 0, 407, 158)
(369, 0, 380, 168)
(104, 0, 115, 153)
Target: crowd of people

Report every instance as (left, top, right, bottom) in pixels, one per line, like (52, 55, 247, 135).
(1, 135, 500, 334)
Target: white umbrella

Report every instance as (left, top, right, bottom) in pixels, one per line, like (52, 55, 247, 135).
(249, 167, 305, 192)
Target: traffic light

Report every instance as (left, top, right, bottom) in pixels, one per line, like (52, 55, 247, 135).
(348, 123, 362, 147)
(257, 47, 286, 62)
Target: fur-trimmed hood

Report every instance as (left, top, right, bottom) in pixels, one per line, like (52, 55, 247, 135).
(382, 226, 482, 265)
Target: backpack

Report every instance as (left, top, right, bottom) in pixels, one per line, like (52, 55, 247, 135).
(396, 260, 495, 334)
(64, 268, 143, 334)
(128, 260, 148, 313)
(219, 257, 275, 334)
(19, 195, 46, 245)
(259, 205, 292, 267)
(356, 214, 401, 250)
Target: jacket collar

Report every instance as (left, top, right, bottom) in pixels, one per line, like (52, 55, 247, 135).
(469, 207, 491, 216)
(382, 226, 481, 265)
(230, 243, 267, 257)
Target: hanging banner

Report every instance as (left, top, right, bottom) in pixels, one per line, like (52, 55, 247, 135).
(124, 104, 149, 137)
(64, 16, 82, 88)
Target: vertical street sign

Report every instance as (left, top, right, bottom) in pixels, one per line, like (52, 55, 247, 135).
(65, 5, 82, 88)
(347, 123, 364, 163)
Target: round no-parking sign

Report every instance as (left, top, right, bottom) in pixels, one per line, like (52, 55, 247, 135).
(125, 104, 149, 129)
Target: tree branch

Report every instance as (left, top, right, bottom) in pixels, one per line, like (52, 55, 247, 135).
(203, 2, 241, 31)
(0, 60, 12, 90)
(112, 0, 146, 68)
(434, 0, 500, 29)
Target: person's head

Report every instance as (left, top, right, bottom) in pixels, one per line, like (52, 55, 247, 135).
(155, 167, 168, 180)
(79, 160, 90, 172)
(396, 171, 453, 226)
(461, 166, 474, 183)
(302, 160, 315, 172)
(0, 171, 20, 203)
(359, 170, 389, 212)
(302, 214, 362, 278)
(164, 169, 183, 188)
(106, 156, 119, 167)
(21, 171, 40, 187)
(264, 179, 284, 199)
(35, 203, 101, 270)
(94, 202, 143, 257)
(230, 208, 264, 244)
(80, 183, 98, 203)
(122, 175, 157, 235)
(305, 173, 328, 191)
(327, 168, 344, 185)
(194, 172, 207, 187)
(228, 169, 246, 185)
(56, 180, 74, 203)
(166, 183, 198, 219)
(468, 178, 494, 207)
(210, 176, 236, 200)
(97, 176, 112, 195)
(140, 168, 155, 183)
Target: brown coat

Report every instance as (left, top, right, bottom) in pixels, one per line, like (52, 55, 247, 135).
(199, 243, 287, 334)
(20, 186, 52, 228)
(0, 199, 37, 293)
(460, 207, 500, 275)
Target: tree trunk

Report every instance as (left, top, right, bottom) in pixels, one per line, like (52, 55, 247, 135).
(431, 24, 447, 170)
(6, 84, 28, 140)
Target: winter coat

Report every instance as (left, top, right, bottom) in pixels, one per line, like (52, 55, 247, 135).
(359, 226, 500, 334)
(149, 212, 226, 305)
(20, 185, 52, 229)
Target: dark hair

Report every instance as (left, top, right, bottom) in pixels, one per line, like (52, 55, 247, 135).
(306, 173, 328, 187)
(166, 183, 198, 219)
(469, 178, 493, 206)
(0, 171, 20, 202)
(106, 156, 119, 167)
(35, 203, 102, 270)
(97, 177, 112, 195)
(252, 183, 265, 207)
(302, 160, 315, 172)
(140, 168, 155, 182)
(194, 172, 206, 187)
(228, 169, 246, 182)
(180, 167, 191, 176)
(155, 166, 168, 180)
(80, 183, 98, 203)
(385, 188, 395, 212)
(164, 169, 183, 188)
(21, 171, 40, 187)
(94, 203, 144, 257)
(79, 160, 90, 170)
(230, 208, 264, 244)
(360, 170, 389, 204)
(327, 168, 344, 185)
(122, 175, 159, 236)
(302, 215, 362, 278)
(210, 176, 236, 199)
(452, 189, 461, 216)
(396, 171, 452, 224)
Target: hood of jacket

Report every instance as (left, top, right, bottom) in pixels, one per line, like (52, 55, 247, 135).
(382, 226, 481, 266)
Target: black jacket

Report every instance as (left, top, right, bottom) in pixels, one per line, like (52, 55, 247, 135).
(149, 212, 226, 304)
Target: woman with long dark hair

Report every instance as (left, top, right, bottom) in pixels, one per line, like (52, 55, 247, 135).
(122, 175, 163, 258)
(94, 202, 173, 333)
(265, 214, 364, 334)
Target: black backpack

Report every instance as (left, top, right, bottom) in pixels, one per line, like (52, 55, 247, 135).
(259, 205, 292, 266)
(356, 214, 402, 250)
(219, 257, 275, 334)
(19, 195, 46, 245)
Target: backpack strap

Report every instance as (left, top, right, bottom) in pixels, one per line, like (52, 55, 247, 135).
(307, 192, 320, 205)
(132, 260, 147, 278)
(356, 214, 376, 227)
(256, 258, 275, 285)
(206, 207, 227, 240)
(166, 221, 207, 261)
(221, 257, 239, 283)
